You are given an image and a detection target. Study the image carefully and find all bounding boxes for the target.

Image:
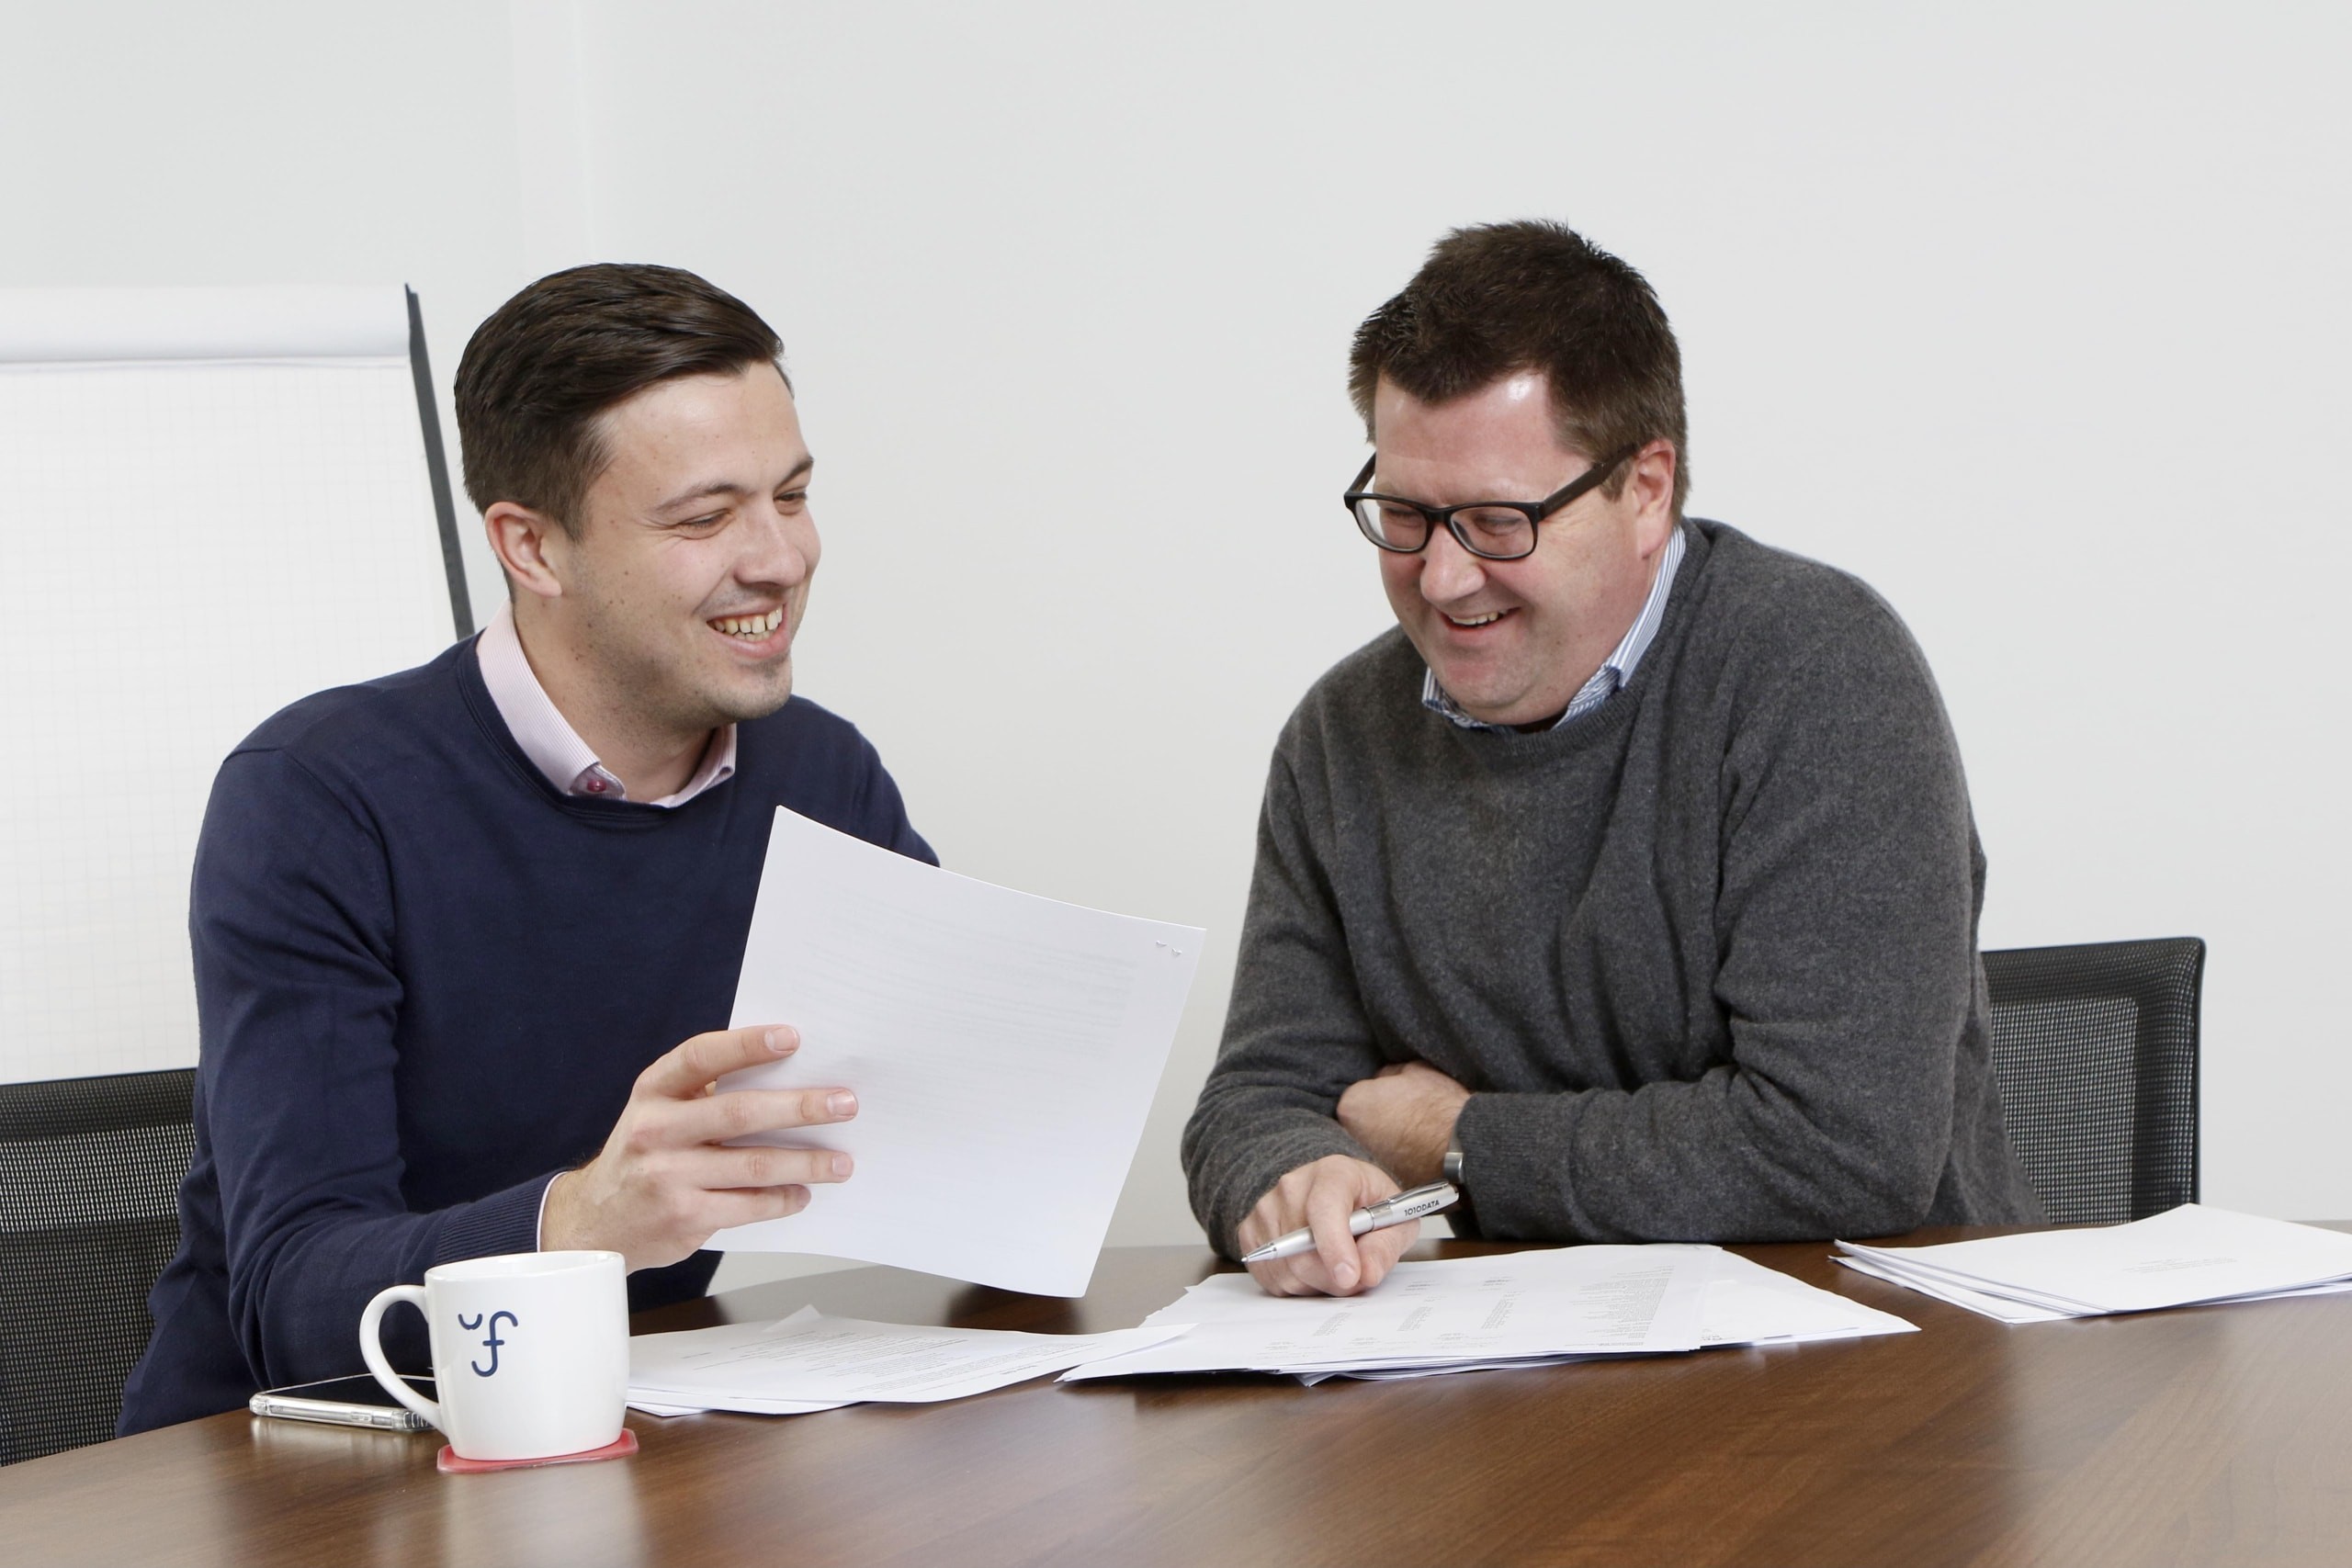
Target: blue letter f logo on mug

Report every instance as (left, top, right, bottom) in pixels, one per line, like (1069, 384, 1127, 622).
(458, 1309, 519, 1376)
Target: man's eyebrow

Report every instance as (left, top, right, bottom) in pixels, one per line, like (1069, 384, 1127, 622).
(651, 457, 814, 513)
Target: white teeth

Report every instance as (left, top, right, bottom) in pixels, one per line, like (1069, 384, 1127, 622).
(1447, 611, 1503, 627)
(712, 609, 784, 639)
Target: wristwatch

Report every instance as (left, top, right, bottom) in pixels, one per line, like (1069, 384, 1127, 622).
(1442, 1125, 1466, 1189)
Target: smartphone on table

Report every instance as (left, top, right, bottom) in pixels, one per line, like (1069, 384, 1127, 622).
(249, 1372, 436, 1431)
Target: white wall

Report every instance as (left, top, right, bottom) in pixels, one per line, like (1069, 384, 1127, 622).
(7, 5, 2348, 1269)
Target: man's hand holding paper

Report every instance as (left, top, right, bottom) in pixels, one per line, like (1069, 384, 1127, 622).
(542, 1024, 860, 1270)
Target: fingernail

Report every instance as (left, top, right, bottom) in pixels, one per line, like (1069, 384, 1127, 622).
(831, 1153, 853, 1179)
(1335, 1261, 1358, 1289)
(766, 1028, 797, 1055)
(828, 1090, 857, 1117)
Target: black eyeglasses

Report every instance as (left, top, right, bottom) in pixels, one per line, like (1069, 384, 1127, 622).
(1343, 446, 1639, 560)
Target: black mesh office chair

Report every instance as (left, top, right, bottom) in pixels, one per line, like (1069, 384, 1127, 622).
(0, 1067, 196, 1464)
(1981, 938, 2203, 1226)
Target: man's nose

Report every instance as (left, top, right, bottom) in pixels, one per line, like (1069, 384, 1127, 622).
(740, 502, 817, 586)
(1419, 525, 1488, 604)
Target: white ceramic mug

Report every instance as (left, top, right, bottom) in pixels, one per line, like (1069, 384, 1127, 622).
(359, 1250, 628, 1461)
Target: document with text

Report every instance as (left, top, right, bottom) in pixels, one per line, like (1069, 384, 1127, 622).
(1698, 1247, 1920, 1346)
(629, 1306, 1189, 1414)
(1836, 1204, 2352, 1319)
(708, 807, 1204, 1296)
(1065, 1246, 1710, 1381)
(1063, 1245, 1913, 1384)
(1831, 1253, 2074, 1323)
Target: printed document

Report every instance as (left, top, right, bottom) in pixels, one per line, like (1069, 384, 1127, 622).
(629, 1306, 1188, 1414)
(1063, 1247, 1709, 1380)
(1699, 1247, 1920, 1345)
(1061, 1244, 1906, 1382)
(710, 807, 1204, 1295)
(1836, 1204, 2352, 1319)
(1831, 1254, 2073, 1324)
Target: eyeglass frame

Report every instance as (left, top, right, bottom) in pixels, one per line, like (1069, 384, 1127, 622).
(1342, 445, 1643, 561)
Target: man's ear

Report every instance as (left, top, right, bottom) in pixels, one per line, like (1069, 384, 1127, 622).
(1629, 442, 1679, 557)
(483, 502, 567, 602)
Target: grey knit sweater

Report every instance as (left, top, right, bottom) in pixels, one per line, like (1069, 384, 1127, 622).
(1182, 518, 2041, 1256)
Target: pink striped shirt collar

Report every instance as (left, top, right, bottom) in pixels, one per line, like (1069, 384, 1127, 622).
(475, 601, 737, 807)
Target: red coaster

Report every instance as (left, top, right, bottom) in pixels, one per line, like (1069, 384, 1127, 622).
(435, 1427, 638, 1473)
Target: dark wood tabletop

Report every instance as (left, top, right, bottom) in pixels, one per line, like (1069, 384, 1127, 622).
(6, 1228, 2351, 1567)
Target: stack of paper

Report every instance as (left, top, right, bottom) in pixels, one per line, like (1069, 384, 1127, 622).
(628, 1306, 1188, 1416)
(1835, 1204, 2352, 1324)
(1063, 1245, 1913, 1385)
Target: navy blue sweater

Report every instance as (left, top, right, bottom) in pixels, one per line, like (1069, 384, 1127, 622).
(119, 639, 933, 1433)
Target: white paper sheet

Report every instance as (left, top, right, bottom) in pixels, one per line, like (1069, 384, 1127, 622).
(1837, 1249, 2101, 1316)
(627, 1395, 851, 1416)
(1062, 1245, 1714, 1380)
(1699, 1247, 1919, 1345)
(628, 1399, 728, 1417)
(1319, 1250, 1915, 1381)
(628, 1306, 1188, 1411)
(707, 807, 1204, 1295)
(1066, 1246, 1913, 1384)
(1832, 1254, 2075, 1323)
(1836, 1205, 2352, 1317)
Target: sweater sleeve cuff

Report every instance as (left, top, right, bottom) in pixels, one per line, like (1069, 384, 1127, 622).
(1203, 1121, 1370, 1258)
(1453, 1092, 1579, 1241)
(433, 1173, 560, 1268)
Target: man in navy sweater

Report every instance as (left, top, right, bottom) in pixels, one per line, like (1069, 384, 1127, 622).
(120, 265, 932, 1432)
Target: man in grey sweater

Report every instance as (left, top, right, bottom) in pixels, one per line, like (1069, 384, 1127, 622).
(1182, 220, 2041, 1298)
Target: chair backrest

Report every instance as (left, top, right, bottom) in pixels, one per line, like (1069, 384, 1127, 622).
(0, 1068, 195, 1464)
(1981, 938, 2203, 1226)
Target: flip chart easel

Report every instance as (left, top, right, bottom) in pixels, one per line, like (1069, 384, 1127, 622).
(0, 286, 471, 1083)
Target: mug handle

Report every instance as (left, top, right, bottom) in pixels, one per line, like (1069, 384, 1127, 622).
(358, 1284, 445, 1431)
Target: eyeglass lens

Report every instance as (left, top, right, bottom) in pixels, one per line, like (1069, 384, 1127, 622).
(1351, 497, 1535, 559)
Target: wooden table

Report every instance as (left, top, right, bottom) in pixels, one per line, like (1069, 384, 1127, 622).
(6, 1231, 2352, 1566)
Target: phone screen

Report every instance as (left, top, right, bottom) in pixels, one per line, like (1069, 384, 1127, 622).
(250, 1372, 438, 1430)
(262, 1372, 435, 1405)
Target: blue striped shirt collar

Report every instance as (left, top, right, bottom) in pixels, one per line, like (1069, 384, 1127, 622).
(1421, 522, 1687, 733)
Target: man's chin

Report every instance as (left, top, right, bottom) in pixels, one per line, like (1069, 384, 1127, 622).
(1421, 652, 1516, 719)
(674, 652, 797, 727)
(1432, 670, 1564, 728)
(707, 661, 797, 724)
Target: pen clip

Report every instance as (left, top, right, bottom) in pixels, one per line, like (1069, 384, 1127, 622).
(1366, 1181, 1455, 1220)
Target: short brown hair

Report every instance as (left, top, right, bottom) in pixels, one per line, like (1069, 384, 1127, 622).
(455, 263, 786, 533)
(1348, 221, 1689, 513)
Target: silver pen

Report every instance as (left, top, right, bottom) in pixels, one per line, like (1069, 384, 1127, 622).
(1241, 1180, 1459, 1264)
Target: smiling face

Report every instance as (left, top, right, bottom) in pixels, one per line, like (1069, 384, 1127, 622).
(505, 363, 819, 771)
(1371, 372, 1678, 728)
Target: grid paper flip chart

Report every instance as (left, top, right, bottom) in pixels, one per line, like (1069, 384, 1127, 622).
(0, 287, 466, 1084)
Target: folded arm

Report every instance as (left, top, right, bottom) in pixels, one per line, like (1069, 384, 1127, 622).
(1454, 604, 1984, 1242)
